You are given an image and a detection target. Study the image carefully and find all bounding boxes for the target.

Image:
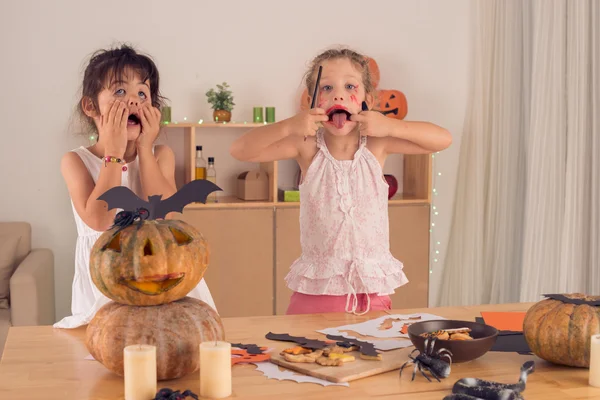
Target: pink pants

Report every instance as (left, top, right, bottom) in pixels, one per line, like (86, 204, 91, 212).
(286, 292, 392, 315)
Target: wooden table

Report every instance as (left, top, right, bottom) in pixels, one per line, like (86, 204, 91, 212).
(0, 302, 599, 399)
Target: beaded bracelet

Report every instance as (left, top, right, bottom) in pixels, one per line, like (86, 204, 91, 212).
(103, 156, 128, 172)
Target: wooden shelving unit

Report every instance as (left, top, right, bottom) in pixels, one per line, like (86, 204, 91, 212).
(163, 122, 432, 209)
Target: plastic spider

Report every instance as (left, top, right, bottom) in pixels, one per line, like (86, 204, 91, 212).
(400, 337, 453, 382)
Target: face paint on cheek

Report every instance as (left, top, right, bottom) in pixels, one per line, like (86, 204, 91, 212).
(317, 93, 326, 108)
(350, 95, 359, 106)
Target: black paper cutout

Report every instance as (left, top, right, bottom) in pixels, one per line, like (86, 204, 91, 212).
(230, 343, 264, 355)
(475, 317, 532, 355)
(325, 334, 380, 357)
(98, 179, 222, 220)
(361, 101, 369, 112)
(265, 332, 329, 350)
(542, 294, 600, 306)
(265, 332, 381, 357)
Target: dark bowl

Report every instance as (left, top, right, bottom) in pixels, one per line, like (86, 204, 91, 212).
(407, 320, 498, 363)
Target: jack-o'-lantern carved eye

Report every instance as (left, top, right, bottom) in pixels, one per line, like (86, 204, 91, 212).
(143, 239, 153, 256)
(169, 227, 193, 245)
(103, 232, 122, 252)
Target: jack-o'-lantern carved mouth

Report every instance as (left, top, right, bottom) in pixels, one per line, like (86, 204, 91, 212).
(121, 273, 185, 295)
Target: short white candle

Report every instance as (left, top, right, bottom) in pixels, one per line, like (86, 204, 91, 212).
(199, 341, 232, 398)
(590, 334, 600, 387)
(123, 344, 157, 400)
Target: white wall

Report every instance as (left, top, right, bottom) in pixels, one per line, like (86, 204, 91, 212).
(0, 0, 472, 320)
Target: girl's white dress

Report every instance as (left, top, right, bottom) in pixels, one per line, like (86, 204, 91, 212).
(53, 146, 217, 329)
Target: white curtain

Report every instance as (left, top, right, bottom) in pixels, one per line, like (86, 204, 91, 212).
(437, 0, 600, 306)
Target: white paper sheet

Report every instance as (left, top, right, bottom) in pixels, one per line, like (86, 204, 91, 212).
(317, 313, 446, 339)
(254, 362, 349, 387)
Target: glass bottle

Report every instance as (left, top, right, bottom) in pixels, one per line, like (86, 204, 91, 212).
(206, 157, 217, 203)
(195, 145, 207, 180)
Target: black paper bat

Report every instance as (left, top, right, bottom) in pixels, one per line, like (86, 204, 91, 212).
(265, 332, 329, 350)
(230, 343, 264, 355)
(97, 179, 222, 220)
(542, 294, 600, 306)
(325, 334, 380, 357)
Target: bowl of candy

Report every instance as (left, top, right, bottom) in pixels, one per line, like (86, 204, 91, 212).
(407, 320, 498, 363)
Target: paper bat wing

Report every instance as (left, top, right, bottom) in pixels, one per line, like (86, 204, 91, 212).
(154, 179, 222, 219)
(97, 186, 150, 212)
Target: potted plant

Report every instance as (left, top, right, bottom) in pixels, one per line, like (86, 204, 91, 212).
(206, 82, 235, 122)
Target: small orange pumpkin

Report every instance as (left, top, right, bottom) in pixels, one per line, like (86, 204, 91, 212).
(89, 219, 209, 306)
(375, 89, 408, 120)
(523, 293, 600, 367)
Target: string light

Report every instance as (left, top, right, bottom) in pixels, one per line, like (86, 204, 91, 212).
(430, 151, 441, 274)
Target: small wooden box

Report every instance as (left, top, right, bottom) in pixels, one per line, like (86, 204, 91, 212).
(237, 170, 269, 201)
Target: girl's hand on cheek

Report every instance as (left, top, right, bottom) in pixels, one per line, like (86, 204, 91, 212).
(98, 100, 128, 157)
(285, 108, 329, 138)
(350, 110, 393, 138)
(137, 102, 162, 150)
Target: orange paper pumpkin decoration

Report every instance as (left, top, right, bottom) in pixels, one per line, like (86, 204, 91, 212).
(366, 57, 380, 88)
(376, 89, 408, 120)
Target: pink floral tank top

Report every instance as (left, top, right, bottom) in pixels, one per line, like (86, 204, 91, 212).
(285, 131, 408, 312)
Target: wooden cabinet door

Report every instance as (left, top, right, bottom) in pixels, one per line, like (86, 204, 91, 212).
(388, 204, 430, 308)
(274, 207, 301, 315)
(181, 208, 274, 317)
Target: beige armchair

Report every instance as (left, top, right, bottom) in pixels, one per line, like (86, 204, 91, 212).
(0, 222, 55, 358)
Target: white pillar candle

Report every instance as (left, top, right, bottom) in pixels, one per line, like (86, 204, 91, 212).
(590, 334, 600, 387)
(199, 341, 232, 399)
(123, 344, 157, 400)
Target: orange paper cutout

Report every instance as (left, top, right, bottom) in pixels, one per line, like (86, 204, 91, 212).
(480, 312, 527, 332)
(231, 348, 270, 365)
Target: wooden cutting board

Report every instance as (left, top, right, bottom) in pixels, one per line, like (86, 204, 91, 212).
(269, 345, 414, 383)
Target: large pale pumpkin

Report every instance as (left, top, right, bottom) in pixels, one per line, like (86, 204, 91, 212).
(523, 293, 600, 367)
(90, 219, 208, 306)
(86, 297, 225, 380)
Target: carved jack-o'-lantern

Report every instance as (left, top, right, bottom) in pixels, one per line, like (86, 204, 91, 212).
(375, 89, 408, 120)
(89, 219, 209, 306)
